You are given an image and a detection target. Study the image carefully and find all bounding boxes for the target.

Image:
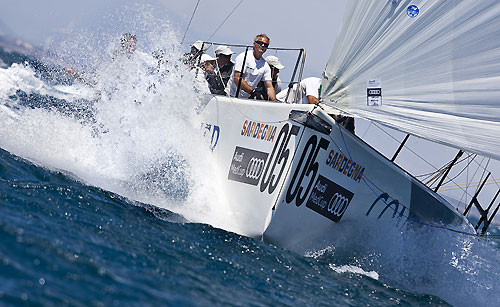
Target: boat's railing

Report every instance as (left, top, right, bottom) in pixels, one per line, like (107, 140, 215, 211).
(199, 41, 304, 52)
(197, 41, 306, 102)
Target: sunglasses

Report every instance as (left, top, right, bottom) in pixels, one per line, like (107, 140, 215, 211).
(254, 41, 269, 48)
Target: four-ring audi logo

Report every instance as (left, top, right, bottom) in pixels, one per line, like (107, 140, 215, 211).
(368, 89, 381, 95)
(228, 146, 269, 186)
(246, 157, 265, 179)
(328, 192, 350, 216)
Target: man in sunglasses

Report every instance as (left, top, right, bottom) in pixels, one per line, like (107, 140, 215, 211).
(226, 34, 276, 100)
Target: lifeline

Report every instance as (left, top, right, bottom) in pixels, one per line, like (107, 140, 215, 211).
(325, 150, 365, 183)
(241, 120, 277, 142)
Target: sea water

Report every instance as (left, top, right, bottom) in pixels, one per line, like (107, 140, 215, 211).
(1, 18, 500, 307)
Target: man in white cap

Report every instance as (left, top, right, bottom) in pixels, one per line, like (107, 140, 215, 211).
(226, 34, 276, 100)
(252, 55, 285, 100)
(265, 55, 285, 94)
(200, 54, 216, 73)
(183, 40, 209, 68)
(214, 45, 235, 88)
(192, 40, 210, 53)
(196, 53, 226, 94)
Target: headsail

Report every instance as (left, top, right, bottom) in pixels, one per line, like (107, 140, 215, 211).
(321, 0, 500, 160)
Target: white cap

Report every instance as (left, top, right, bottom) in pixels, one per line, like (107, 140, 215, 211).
(265, 56, 285, 70)
(215, 45, 235, 56)
(192, 40, 209, 52)
(200, 54, 216, 63)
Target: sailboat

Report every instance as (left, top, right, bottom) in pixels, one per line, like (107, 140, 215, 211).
(196, 0, 500, 251)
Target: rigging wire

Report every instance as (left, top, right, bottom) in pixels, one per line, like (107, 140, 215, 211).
(360, 121, 373, 139)
(424, 153, 476, 188)
(440, 155, 477, 187)
(181, 0, 202, 45)
(473, 158, 491, 198)
(456, 155, 487, 211)
(370, 121, 442, 171)
(370, 120, 477, 197)
(439, 178, 500, 192)
(471, 157, 499, 188)
(207, 0, 245, 41)
(415, 153, 475, 179)
(423, 161, 450, 186)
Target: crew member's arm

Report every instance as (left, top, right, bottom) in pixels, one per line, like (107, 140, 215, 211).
(306, 95, 319, 104)
(234, 71, 254, 94)
(264, 80, 276, 101)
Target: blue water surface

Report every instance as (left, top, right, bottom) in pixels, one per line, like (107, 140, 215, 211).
(0, 147, 449, 306)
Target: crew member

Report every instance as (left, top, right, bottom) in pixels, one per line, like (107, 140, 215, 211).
(226, 34, 276, 100)
(277, 77, 321, 104)
(182, 40, 209, 68)
(194, 54, 222, 94)
(214, 45, 235, 88)
(276, 77, 355, 133)
(265, 55, 284, 93)
(254, 55, 285, 100)
(201, 54, 225, 95)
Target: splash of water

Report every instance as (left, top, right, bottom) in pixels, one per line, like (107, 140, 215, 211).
(0, 5, 240, 234)
(329, 264, 379, 280)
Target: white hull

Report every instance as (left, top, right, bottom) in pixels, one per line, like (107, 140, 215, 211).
(198, 95, 474, 251)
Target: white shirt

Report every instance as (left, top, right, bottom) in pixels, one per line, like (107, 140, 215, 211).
(276, 77, 321, 104)
(227, 50, 272, 98)
(274, 76, 283, 93)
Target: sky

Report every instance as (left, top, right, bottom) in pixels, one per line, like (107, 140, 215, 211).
(1, 0, 348, 79)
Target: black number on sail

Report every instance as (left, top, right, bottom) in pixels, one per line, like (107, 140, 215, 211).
(260, 124, 300, 194)
(286, 135, 330, 206)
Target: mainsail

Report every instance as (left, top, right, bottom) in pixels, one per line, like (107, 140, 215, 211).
(321, 0, 500, 160)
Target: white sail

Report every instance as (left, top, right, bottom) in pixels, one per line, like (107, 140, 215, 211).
(321, 0, 500, 160)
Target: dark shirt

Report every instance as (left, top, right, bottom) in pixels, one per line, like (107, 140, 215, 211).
(204, 62, 234, 95)
(205, 71, 225, 95)
(218, 62, 234, 87)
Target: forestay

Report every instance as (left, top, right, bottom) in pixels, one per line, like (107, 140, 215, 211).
(321, 0, 500, 160)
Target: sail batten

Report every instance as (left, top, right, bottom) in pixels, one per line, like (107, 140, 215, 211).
(322, 0, 500, 160)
